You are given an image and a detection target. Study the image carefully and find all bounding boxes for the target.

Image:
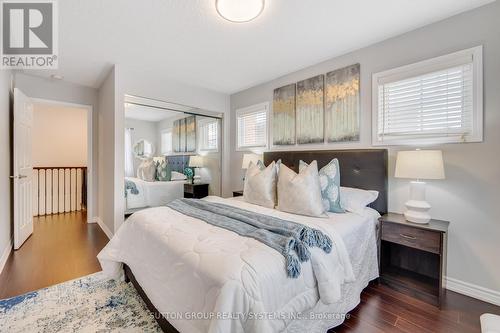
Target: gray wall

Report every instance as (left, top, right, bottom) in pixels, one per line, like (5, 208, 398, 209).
(14, 73, 99, 223)
(230, 2, 500, 295)
(0, 70, 12, 269)
(97, 67, 117, 236)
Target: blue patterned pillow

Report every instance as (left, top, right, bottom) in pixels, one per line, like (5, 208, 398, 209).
(299, 159, 344, 213)
(257, 159, 281, 173)
(156, 160, 171, 181)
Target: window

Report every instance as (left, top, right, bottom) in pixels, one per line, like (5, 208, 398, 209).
(236, 103, 268, 150)
(199, 118, 219, 152)
(161, 130, 173, 155)
(372, 46, 483, 145)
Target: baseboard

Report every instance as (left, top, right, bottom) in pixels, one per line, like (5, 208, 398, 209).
(446, 276, 500, 306)
(0, 239, 12, 275)
(92, 216, 113, 239)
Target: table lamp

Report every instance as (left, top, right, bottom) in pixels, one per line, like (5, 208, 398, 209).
(395, 150, 445, 224)
(189, 155, 204, 184)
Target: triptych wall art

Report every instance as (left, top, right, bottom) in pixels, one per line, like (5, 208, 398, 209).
(272, 64, 360, 146)
(272, 83, 296, 145)
(173, 116, 197, 153)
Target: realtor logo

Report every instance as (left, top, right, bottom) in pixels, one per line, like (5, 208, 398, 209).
(1, 0, 58, 69)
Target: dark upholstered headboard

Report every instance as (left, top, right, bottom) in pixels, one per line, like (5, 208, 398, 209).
(263, 149, 388, 214)
(166, 155, 191, 173)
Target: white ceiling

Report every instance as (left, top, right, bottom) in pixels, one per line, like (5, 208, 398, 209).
(31, 0, 494, 94)
(125, 104, 183, 122)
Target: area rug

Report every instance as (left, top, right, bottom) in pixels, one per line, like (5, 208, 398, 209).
(0, 272, 162, 332)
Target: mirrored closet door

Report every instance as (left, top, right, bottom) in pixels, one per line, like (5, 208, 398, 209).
(124, 95, 223, 214)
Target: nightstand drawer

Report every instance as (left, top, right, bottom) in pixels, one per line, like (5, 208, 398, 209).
(381, 222, 441, 254)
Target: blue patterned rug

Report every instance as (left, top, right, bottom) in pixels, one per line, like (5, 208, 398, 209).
(0, 272, 162, 332)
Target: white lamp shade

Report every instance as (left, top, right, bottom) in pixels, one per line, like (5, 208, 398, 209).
(189, 155, 204, 168)
(241, 153, 262, 169)
(395, 150, 445, 180)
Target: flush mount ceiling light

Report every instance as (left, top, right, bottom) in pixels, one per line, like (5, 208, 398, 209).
(216, 0, 265, 23)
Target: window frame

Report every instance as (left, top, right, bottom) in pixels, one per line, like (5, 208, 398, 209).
(372, 46, 483, 146)
(160, 129, 173, 155)
(198, 117, 219, 152)
(235, 102, 269, 151)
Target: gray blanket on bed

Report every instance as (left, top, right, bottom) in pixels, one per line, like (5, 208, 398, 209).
(166, 198, 332, 278)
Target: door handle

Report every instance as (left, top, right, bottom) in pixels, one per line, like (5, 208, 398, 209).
(9, 175, 27, 179)
(400, 233, 417, 240)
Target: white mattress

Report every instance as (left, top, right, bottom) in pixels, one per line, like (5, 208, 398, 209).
(98, 196, 379, 333)
(125, 177, 185, 210)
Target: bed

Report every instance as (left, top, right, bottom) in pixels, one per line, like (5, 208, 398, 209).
(125, 155, 191, 213)
(100, 149, 388, 333)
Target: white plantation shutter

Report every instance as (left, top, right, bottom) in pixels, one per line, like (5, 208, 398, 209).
(199, 119, 218, 151)
(373, 46, 483, 145)
(237, 103, 268, 149)
(161, 130, 172, 154)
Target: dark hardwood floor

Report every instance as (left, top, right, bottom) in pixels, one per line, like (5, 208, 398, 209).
(0, 212, 498, 333)
(331, 282, 500, 333)
(0, 211, 109, 299)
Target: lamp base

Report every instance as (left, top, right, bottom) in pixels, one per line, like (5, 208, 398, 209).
(193, 175, 202, 184)
(404, 202, 431, 224)
(404, 181, 431, 224)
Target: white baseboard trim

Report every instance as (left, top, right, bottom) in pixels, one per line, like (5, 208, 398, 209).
(0, 239, 13, 274)
(92, 217, 113, 239)
(446, 276, 500, 306)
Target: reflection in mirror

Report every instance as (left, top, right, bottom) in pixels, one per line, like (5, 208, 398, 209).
(133, 139, 155, 159)
(124, 95, 223, 215)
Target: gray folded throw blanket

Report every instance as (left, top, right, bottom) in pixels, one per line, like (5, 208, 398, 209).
(167, 198, 332, 278)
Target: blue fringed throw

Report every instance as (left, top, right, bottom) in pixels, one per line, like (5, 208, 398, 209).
(124, 179, 139, 197)
(167, 199, 332, 278)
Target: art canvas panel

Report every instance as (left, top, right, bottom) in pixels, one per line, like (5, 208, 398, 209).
(172, 119, 181, 152)
(179, 118, 187, 152)
(273, 83, 296, 145)
(325, 64, 360, 142)
(296, 75, 324, 144)
(185, 116, 196, 152)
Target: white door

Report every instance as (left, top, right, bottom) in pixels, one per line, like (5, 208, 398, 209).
(13, 88, 34, 250)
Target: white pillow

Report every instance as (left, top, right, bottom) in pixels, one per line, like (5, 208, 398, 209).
(277, 160, 327, 217)
(243, 161, 277, 208)
(136, 159, 156, 182)
(171, 171, 187, 181)
(340, 186, 379, 215)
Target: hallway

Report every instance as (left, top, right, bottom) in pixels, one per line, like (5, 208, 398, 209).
(0, 212, 108, 299)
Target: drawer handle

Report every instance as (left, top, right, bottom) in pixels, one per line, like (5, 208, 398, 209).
(400, 233, 417, 240)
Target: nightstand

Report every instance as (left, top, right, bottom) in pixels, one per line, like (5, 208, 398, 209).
(184, 183, 209, 199)
(379, 213, 449, 307)
(232, 190, 243, 197)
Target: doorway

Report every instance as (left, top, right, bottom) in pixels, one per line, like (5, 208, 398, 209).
(30, 99, 92, 221)
(0, 90, 106, 298)
(12, 89, 95, 251)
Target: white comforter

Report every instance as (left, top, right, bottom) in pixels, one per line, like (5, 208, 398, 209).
(98, 196, 377, 333)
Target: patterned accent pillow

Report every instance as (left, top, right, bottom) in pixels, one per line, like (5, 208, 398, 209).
(243, 161, 277, 208)
(137, 159, 157, 182)
(277, 161, 326, 217)
(156, 160, 171, 181)
(300, 158, 345, 213)
(257, 159, 281, 173)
